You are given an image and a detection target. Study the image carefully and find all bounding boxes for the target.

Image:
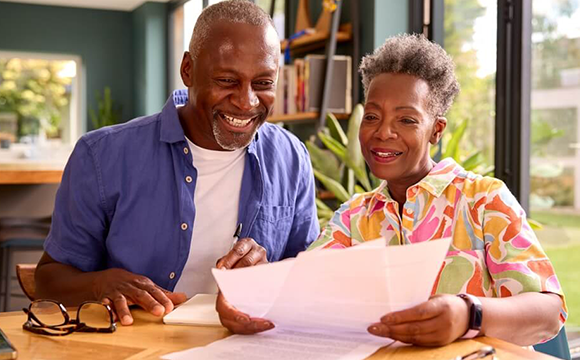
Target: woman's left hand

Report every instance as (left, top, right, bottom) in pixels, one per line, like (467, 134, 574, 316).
(368, 294, 470, 346)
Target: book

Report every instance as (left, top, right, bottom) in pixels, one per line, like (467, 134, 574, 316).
(162, 293, 221, 327)
(305, 54, 352, 113)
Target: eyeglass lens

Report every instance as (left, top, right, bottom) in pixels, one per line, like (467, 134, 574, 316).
(77, 302, 111, 328)
(30, 301, 66, 327)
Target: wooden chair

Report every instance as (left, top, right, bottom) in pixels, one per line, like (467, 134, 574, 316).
(16, 263, 37, 301)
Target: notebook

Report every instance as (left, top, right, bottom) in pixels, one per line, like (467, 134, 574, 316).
(162, 294, 222, 326)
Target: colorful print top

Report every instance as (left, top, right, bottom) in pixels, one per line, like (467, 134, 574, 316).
(308, 158, 567, 327)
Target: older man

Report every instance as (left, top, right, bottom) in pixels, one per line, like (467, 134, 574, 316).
(36, 0, 319, 328)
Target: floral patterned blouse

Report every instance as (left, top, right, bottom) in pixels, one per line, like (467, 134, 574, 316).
(308, 158, 567, 327)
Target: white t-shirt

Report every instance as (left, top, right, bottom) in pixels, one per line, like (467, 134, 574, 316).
(173, 137, 245, 297)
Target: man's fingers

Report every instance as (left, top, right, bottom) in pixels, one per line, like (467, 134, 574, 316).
(220, 317, 275, 335)
(128, 288, 166, 317)
(380, 299, 439, 324)
(233, 246, 267, 269)
(217, 239, 253, 269)
(110, 294, 133, 326)
(167, 291, 188, 306)
(144, 286, 175, 315)
(216, 291, 245, 321)
(215, 292, 274, 334)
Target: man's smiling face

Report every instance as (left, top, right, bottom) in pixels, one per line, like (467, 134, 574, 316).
(185, 21, 279, 151)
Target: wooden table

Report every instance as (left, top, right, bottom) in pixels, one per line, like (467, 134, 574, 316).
(0, 163, 63, 184)
(0, 310, 557, 360)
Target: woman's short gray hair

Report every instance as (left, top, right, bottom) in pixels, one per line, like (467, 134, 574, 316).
(359, 33, 460, 117)
(189, 0, 275, 60)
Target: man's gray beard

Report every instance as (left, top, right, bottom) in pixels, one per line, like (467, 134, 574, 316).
(212, 118, 256, 151)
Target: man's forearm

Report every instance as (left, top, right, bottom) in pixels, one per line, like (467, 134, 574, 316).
(35, 253, 101, 306)
(480, 292, 562, 345)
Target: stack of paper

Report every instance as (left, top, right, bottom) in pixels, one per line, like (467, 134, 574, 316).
(162, 238, 451, 360)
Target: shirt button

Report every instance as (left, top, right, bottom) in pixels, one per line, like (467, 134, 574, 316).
(406, 208, 414, 215)
(183, 147, 189, 155)
(181, 223, 188, 230)
(169, 272, 175, 279)
(185, 176, 193, 183)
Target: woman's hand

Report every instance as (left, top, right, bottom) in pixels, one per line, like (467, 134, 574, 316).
(215, 291, 275, 334)
(368, 294, 469, 346)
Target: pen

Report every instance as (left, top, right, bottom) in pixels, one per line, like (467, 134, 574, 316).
(232, 223, 243, 247)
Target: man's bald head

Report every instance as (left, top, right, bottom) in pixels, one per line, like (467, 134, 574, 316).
(189, 0, 276, 61)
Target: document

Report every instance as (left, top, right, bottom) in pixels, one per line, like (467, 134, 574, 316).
(163, 294, 221, 326)
(161, 328, 395, 360)
(214, 238, 451, 332)
(162, 238, 451, 360)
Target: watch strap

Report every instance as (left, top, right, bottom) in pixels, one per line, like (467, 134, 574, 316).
(457, 293, 483, 339)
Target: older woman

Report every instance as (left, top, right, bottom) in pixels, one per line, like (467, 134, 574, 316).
(216, 34, 566, 347)
(306, 34, 566, 347)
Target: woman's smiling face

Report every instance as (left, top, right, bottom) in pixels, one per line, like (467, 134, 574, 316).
(359, 73, 447, 185)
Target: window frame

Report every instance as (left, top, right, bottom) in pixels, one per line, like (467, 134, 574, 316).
(417, 0, 533, 212)
(0, 50, 85, 145)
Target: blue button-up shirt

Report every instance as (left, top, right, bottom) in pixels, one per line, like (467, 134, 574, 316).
(44, 90, 319, 291)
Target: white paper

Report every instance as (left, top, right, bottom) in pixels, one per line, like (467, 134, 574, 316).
(163, 294, 221, 326)
(164, 238, 451, 360)
(212, 238, 451, 332)
(161, 328, 394, 360)
(212, 259, 295, 317)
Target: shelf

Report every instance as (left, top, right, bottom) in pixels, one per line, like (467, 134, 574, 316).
(268, 112, 349, 124)
(280, 23, 352, 54)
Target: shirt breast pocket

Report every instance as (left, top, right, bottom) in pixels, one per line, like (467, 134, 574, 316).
(253, 205, 294, 261)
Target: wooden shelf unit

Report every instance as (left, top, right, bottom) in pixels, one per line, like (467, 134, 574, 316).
(268, 111, 349, 124)
(280, 23, 352, 54)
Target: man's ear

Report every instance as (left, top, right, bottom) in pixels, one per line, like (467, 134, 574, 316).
(429, 116, 447, 145)
(180, 51, 194, 87)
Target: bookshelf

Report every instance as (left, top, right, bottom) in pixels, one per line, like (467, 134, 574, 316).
(280, 23, 352, 53)
(273, 0, 359, 131)
(267, 111, 349, 124)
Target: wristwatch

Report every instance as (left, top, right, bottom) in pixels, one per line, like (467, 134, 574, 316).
(457, 293, 483, 339)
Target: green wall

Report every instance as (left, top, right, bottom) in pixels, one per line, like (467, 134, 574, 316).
(132, 2, 168, 117)
(0, 1, 169, 130)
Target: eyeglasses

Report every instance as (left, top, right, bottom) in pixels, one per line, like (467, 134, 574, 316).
(451, 346, 496, 360)
(22, 299, 116, 336)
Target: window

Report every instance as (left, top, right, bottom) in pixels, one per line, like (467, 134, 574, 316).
(530, 0, 580, 328)
(0, 51, 82, 154)
(443, 0, 497, 172)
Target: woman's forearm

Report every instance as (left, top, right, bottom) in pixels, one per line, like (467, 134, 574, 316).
(480, 292, 562, 346)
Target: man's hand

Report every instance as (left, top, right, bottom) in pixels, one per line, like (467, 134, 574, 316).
(367, 294, 470, 346)
(216, 238, 268, 269)
(93, 268, 187, 326)
(216, 291, 274, 334)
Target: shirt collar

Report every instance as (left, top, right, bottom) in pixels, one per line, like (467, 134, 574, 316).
(367, 157, 463, 210)
(160, 89, 261, 148)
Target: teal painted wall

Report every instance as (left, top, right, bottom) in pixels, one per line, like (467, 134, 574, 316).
(132, 2, 168, 117)
(0, 1, 134, 130)
(374, 0, 409, 48)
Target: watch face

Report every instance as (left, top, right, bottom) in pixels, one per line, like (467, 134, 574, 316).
(472, 303, 483, 329)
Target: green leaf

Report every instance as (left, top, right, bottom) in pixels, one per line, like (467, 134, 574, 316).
(326, 112, 348, 146)
(306, 140, 341, 182)
(527, 218, 543, 230)
(318, 131, 347, 160)
(313, 169, 350, 203)
(461, 151, 483, 171)
(315, 198, 333, 212)
(345, 168, 355, 195)
(369, 173, 382, 189)
(443, 118, 468, 160)
(345, 104, 371, 190)
(354, 184, 366, 193)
